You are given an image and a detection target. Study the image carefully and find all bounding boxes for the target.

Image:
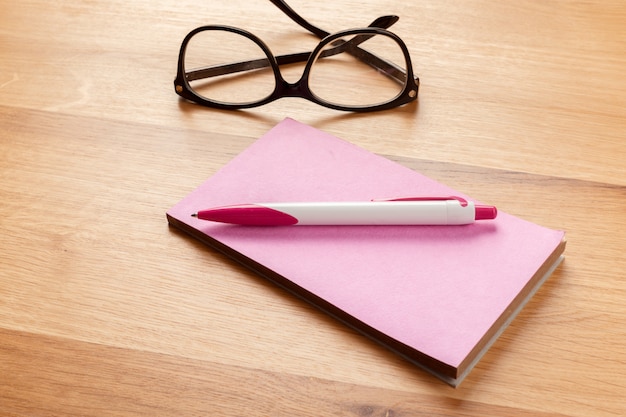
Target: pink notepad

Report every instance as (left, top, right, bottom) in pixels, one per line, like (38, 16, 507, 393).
(167, 118, 566, 386)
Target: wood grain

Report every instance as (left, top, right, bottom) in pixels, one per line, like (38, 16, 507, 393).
(1, 0, 625, 416)
(2, 328, 570, 417)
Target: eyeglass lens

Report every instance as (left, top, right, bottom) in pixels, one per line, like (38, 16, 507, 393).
(308, 34, 407, 107)
(184, 29, 276, 105)
(183, 28, 409, 108)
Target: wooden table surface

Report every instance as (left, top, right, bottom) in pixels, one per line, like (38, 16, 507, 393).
(1, 1, 625, 416)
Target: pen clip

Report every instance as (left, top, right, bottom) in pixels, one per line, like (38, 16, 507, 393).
(373, 196, 469, 207)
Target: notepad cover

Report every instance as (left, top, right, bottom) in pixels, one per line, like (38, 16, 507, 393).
(166, 118, 566, 386)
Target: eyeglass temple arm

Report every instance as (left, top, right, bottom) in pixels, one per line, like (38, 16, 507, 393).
(267, 0, 410, 82)
(319, 35, 409, 84)
(269, 0, 329, 39)
(185, 53, 311, 82)
(269, 0, 403, 41)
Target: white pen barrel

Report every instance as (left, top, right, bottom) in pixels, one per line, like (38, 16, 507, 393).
(262, 201, 476, 225)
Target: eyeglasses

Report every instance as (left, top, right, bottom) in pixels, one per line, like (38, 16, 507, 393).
(174, 0, 419, 112)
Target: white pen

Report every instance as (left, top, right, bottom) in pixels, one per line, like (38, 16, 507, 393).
(191, 196, 497, 226)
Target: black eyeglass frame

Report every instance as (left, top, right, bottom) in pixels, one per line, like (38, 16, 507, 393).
(175, 25, 419, 112)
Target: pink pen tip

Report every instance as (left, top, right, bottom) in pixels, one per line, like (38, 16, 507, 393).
(196, 204, 298, 226)
(475, 205, 498, 220)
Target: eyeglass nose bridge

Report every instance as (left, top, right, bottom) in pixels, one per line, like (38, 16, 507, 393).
(278, 78, 309, 98)
(259, 51, 326, 107)
(272, 63, 317, 101)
